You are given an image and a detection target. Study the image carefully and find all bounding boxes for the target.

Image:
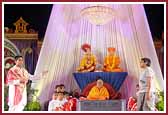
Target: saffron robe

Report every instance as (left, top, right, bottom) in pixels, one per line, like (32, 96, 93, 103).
(87, 86, 109, 100)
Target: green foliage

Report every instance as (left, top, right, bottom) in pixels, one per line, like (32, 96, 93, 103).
(24, 81, 41, 111)
(24, 101, 41, 111)
(156, 91, 164, 111)
(156, 101, 164, 111)
(4, 85, 9, 111)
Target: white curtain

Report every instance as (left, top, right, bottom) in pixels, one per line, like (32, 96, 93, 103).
(32, 4, 164, 106)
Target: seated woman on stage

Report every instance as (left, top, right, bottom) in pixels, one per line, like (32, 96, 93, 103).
(76, 43, 97, 72)
(103, 47, 123, 72)
(87, 78, 109, 100)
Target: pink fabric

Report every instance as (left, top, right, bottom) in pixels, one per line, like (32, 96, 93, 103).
(7, 69, 26, 106)
(6, 70, 16, 83)
(127, 97, 137, 111)
(14, 86, 22, 105)
(127, 96, 158, 111)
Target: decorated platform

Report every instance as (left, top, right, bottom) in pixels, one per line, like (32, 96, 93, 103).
(73, 72, 128, 91)
(77, 99, 126, 111)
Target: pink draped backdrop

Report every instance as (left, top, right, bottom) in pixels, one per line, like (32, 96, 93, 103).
(31, 4, 164, 107)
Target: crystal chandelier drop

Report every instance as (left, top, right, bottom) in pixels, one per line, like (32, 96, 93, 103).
(80, 5, 115, 25)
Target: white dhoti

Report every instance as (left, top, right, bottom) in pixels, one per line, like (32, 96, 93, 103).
(8, 83, 27, 111)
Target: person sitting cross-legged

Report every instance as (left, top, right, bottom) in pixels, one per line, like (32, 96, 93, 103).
(103, 47, 122, 72)
(76, 43, 97, 72)
(87, 78, 109, 100)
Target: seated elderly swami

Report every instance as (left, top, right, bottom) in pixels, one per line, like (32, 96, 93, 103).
(87, 78, 109, 100)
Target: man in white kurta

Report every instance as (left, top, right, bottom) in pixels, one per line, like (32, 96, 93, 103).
(6, 56, 47, 111)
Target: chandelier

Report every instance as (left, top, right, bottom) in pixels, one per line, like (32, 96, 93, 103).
(80, 6, 115, 25)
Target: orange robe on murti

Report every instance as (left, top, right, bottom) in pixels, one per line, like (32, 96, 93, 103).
(103, 55, 122, 72)
(87, 86, 109, 100)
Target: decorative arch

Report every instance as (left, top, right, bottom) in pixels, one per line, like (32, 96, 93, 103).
(4, 38, 21, 83)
